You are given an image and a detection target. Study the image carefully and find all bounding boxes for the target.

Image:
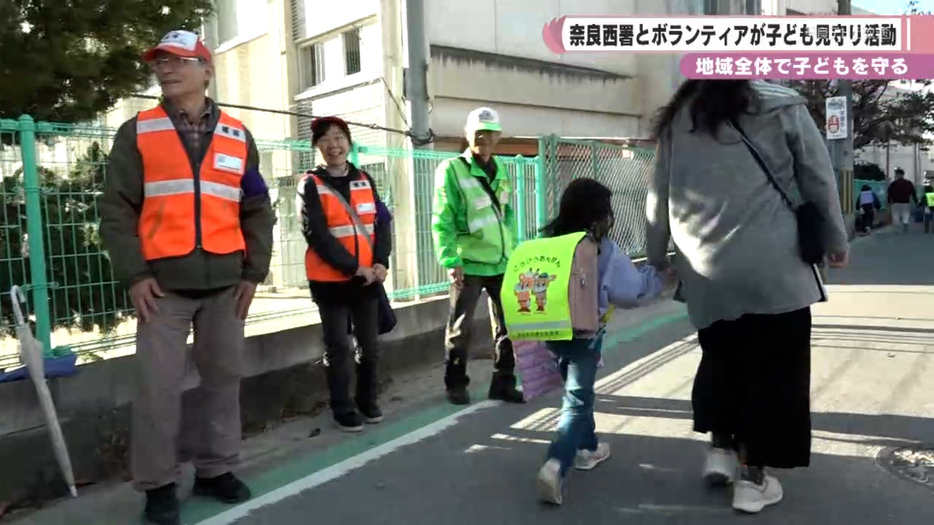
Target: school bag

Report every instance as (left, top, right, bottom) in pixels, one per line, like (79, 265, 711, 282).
(502, 231, 600, 341)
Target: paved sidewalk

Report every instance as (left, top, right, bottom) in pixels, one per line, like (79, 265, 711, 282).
(8, 228, 934, 524)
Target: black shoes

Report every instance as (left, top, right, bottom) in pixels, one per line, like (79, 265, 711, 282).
(192, 472, 253, 504)
(488, 374, 525, 404)
(144, 473, 252, 523)
(358, 403, 384, 424)
(447, 375, 525, 405)
(447, 387, 471, 405)
(334, 410, 364, 432)
(144, 483, 180, 525)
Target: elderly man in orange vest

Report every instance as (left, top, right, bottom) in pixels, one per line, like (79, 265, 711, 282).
(99, 30, 275, 525)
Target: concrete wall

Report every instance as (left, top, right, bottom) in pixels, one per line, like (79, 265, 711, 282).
(0, 295, 493, 500)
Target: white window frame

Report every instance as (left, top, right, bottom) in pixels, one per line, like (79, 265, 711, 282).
(298, 41, 327, 91)
(214, 0, 269, 53)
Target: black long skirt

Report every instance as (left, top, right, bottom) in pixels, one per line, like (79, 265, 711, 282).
(692, 307, 812, 469)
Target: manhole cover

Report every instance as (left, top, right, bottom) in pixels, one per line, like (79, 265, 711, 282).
(878, 446, 934, 490)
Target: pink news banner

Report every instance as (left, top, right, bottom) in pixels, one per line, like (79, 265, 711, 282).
(541, 15, 934, 80)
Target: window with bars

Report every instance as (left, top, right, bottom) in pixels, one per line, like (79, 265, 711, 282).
(299, 42, 326, 90)
(343, 28, 362, 75)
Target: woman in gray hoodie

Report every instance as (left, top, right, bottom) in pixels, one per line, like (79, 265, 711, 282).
(645, 80, 849, 514)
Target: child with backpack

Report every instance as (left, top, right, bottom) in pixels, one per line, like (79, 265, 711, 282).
(504, 178, 673, 505)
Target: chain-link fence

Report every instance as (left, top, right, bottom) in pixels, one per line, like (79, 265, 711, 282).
(538, 135, 657, 257)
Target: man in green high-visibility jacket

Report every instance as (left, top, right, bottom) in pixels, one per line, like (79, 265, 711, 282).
(431, 107, 524, 406)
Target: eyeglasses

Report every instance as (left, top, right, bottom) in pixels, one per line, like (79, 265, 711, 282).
(150, 56, 203, 68)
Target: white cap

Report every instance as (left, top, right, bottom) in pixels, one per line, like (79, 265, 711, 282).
(465, 107, 502, 134)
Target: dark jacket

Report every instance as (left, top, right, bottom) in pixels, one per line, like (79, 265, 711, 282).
(299, 164, 392, 304)
(887, 178, 918, 205)
(99, 100, 276, 291)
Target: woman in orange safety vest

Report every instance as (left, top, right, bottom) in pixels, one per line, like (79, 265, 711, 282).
(297, 117, 392, 433)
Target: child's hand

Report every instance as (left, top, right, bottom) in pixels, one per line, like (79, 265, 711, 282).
(662, 267, 679, 288)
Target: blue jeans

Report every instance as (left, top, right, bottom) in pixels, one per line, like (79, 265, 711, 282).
(546, 336, 603, 477)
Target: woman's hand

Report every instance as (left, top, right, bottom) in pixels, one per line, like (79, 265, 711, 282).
(355, 266, 377, 285)
(828, 251, 849, 269)
(373, 264, 388, 283)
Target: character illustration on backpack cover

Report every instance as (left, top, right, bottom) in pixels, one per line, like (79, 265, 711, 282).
(532, 271, 556, 312)
(514, 268, 557, 314)
(515, 270, 536, 312)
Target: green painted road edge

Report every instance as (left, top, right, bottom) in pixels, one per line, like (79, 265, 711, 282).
(181, 307, 689, 523)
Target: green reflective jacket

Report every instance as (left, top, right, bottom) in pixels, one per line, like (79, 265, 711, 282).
(431, 151, 518, 276)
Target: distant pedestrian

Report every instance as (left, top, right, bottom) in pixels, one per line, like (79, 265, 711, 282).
(647, 80, 849, 514)
(887, 167, 919, 234)
(855, 184, 881, 234)
(298, 116, 392, 433)
(923, 182, 934, 233)
(99, 30, 275, 525)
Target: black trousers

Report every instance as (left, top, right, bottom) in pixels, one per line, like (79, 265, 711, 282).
(444, 274, 516, 390)
(317, 295, 380, 416)
(859, 205, 875, 231)
(692, 307, 812, 469)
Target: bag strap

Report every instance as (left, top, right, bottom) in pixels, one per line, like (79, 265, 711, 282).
(319, 175, 375, 252)
(730, 118, 796, 211)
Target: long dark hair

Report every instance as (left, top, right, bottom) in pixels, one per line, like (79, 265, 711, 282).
(651, 80, 758, 140)
(541, 178, 613, 239)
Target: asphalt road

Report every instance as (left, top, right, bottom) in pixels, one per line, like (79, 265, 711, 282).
(215, 228, 934, 525)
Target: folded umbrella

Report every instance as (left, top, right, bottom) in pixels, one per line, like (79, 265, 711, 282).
(10, 286, 77, 498)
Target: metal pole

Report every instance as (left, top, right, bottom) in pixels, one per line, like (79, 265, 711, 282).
(405, 0, 430, 149)
(830, 0, 855, 216)
(19, 115, 53, 356)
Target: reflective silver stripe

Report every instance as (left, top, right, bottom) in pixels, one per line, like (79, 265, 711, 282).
(201, 180, 242, 202)
(472, 196, 493, 209)
(144, 179, 195, 197)
(329, 224, 375, 238)
(468, 214, 499, 232)
(137, 117, 175, 135)
(317, 184, 334, 196)
(214, 121, 246, 143)
(458, 177, 482, 190)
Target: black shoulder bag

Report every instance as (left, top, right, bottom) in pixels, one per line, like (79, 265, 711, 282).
(731, 119, 827, 266)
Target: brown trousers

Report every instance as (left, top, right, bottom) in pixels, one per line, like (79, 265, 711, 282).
(131, 288, 245, 491)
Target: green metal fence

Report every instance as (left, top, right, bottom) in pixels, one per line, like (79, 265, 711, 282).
(0, 116, 564, 369)
(538, 135, 657, 257)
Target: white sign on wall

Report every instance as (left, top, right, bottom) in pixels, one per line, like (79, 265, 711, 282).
(825, 96, 848, 140)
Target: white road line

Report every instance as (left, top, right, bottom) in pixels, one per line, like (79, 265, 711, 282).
(197, 400, 499, 525)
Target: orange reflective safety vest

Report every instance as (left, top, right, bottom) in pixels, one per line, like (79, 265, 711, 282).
(136, 106, 247, 261)
(303, 172, 377, 281)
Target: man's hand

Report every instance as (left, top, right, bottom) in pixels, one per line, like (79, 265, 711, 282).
(448, 267, 464, 289)
(234, 281, 258, 320)
(130, 277, 165, 323)
(828, 251, 849, 269)
(355, 266, 377, 286)
(373, 264, 388, 283)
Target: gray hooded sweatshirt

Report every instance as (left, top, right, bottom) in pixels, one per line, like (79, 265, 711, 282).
(646, 80, 849, 330)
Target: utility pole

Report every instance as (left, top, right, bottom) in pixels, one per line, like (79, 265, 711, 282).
(405, 0, 430, 149)
(829, 0, 855, 216)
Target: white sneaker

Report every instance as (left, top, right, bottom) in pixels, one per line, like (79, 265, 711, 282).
(536, 459, 563, 505)
(703, 447, 739, 485)
(732, 473, 784, 514)
(574, 442, 611, 471)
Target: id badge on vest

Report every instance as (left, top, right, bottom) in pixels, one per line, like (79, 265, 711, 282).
(214, 153, 244, 174)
